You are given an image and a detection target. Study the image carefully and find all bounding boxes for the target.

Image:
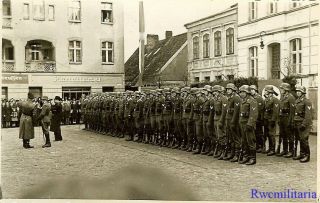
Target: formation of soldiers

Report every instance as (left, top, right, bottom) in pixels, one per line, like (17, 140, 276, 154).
(82, 82, 313, 165)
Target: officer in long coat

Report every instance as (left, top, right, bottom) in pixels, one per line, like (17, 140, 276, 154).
(18, 92, 36, 149)
(50, 96, 63, 141)
(293, 86, 312, 163)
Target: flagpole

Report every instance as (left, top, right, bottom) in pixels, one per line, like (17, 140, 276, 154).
(138, 1, 145, 92)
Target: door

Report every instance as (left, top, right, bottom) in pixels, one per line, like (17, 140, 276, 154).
(268, 43, 281, 79)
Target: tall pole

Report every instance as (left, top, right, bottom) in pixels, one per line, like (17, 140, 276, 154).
(138, 1, 145, 92)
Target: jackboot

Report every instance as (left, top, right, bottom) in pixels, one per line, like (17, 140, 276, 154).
(217, 146, 227, 160)
(224, 147, 235, 160)
(283, 151, 293, 158)
(238, 155, 249, 164)
(275, 144, 281, 156)
(213, 144, 221, 158)
(246, 150, 256, 165)
(42, 133, 51, 148)
(23, 139, 28, 149)
(193, 142, 203, 155)
(26, 140, 34, 148)
(230, 152, 239, 162)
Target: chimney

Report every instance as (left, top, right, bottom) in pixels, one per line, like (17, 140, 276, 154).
(146, 34, 159, 53)
(165, 31, 173, 39)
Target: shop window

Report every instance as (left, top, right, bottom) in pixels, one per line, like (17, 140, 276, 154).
(102, 86, 114, 92)
(2, 87, 8, 100)
(62, 87, 91, 100)
(29, 87, 42, 99)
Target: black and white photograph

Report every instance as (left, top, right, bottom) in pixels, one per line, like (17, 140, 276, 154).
(1, 0, 319, 202)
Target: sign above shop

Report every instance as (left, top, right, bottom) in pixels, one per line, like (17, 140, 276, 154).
(53, 76, 101, 82)
(2, 74, 29, 84)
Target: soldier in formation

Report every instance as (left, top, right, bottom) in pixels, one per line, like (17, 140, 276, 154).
(82, 83, 313, 164)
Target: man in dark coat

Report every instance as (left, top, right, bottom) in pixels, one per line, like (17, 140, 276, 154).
(18, 92, 36, 148)
(50, 96, 63, 141)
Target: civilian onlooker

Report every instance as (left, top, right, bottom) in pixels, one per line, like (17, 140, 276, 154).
(76, 100, 81, 124)
(11, 100, 19, 127)
(4, 101, 13, 128)
(70, 99, 77, 125)
(62, 99, 71, 125)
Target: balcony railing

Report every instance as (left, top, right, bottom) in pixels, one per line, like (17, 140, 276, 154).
(2, 16, 12, 29)
(2, 60, 15, 72)
(25, 61, 56, 72)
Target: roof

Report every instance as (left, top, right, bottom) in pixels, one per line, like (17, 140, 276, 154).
(184, 4, 238, 28)
(125, 33, 187, 86)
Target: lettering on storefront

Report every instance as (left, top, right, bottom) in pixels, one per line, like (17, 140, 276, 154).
(2, 74, 29, 84)
(53, 76, 101, 82)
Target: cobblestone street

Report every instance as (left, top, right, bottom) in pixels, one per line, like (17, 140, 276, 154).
(1, 125, 317, 201)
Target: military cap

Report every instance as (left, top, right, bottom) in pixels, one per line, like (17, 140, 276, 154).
(279, 83, 291, 91)
(41, 96, 49, 100)
(226, 83, 237, 91)
(296, 85, 306, 94)
(190, 88, 198, 95)
(250, 85, 258, 92)
(163, 87, 171, 92)
(265, 85, 275, 94)
(239, 85, 250, 93)
(204, 85, 212, 92)
(212, 85, 222, 92)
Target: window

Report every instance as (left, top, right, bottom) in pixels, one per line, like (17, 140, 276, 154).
(194, 77, 200, 82)
(249, 2, 257, 20)
(31, 49, 40, 61)
(215, 75, 222, 81)
(2, 87, 8, 100)
(214, 31, 221, 56)
(227, 75, 234, 80)
(69, 40, 82, 63)
(269, 2, 277, 14)
(291, 2, 302, 9)
(290, 38, 302, 74)
(3, 47, 14, 60)
(101, 2, 113, 23)
(23, 3, 30, 19)
(102, 86, 114, 92)
(48, 5, 55, 20)
(69, 0, 81, 22)
(3, 0, 11, 16)
(62, 87, 91, 100)
(204, 76, 210, 82)
(249, 46, 258, 77)
(193, 36, 199, 60)
(29, 87, 42, 98)
(33, 0, 45, 20)
(102, 41, 114, 63)
(226, 28, 234, 55)
(202, 34, 210, 58)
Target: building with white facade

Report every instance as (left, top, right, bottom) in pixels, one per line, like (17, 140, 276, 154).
(2, 0, 124, 100)
(237, 1, 318, 89)
(184, 4, 238, 83)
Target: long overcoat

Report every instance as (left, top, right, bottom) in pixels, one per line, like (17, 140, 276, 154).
(18, 100, 36, 139)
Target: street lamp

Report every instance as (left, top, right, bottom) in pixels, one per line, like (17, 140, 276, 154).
(259, 31, 267, 49)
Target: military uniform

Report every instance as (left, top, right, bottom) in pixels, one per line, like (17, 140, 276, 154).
(278, 85, 296, 157)
(238, 86, 258, 165)
(251, 92, 265, 152)
(263, 86, 280, 156)
(293, 86, 312, 162)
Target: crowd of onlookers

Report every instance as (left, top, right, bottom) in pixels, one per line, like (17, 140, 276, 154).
(1, 98, 83, 128)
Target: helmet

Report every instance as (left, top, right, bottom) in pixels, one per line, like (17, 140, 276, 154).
(239, 85, 250, 93)
(296, 86, 306, 94)
(250, 85, 258, 92)
(212, 85, 222, 92)
(265, 85, 275, 94)
(279, 83, 291, 91)
(204, 85, 212, 92)
(190, 88, 198, 95)
(184, 87, 191, 93)
(226, 83, 237, 91)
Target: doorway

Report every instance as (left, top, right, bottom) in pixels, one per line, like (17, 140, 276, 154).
(267, 43, 281, 79)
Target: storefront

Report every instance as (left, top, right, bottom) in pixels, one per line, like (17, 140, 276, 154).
(2, 73, 125, 100)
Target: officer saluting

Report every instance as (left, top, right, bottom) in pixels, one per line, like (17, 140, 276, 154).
(293, 86, 312, 163)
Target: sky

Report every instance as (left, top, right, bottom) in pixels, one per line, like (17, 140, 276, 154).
(123, 0, 238, 61)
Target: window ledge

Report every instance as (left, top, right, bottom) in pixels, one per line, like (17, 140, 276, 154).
(69, 62, 82, 65)
(69, 20, 81, 23)
(101, 22, 113, 25)
(102, 62, 114, 65)
(33, 18, 45, 21)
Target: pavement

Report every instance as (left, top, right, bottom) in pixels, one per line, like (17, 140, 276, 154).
(1, 125, 317, 201)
